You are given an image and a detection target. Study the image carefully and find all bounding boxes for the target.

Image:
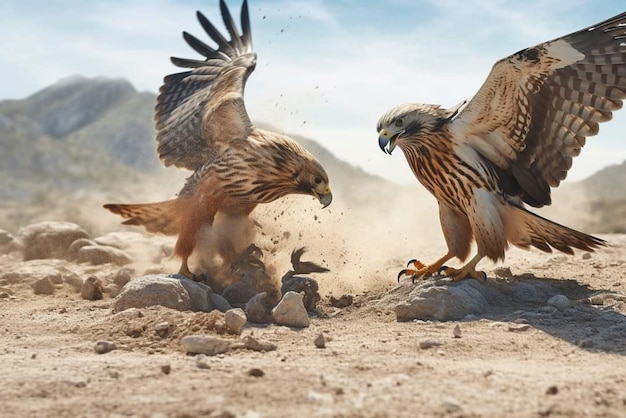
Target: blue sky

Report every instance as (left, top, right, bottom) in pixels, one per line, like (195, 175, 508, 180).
(1, 0, 625, 183)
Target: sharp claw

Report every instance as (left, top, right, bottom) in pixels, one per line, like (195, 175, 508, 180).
(406, 258, 417, 267)
(438, 265, 449, 275)
(479, 271, 487, 281)
(397, 269, 408, 282)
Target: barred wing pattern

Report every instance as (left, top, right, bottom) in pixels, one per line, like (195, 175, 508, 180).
(155, 0, 255, 171)
(453, 12, 626, 207)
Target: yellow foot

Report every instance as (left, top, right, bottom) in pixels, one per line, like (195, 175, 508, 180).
(397, 259, 443, 283)
(439, 265, 487, 282)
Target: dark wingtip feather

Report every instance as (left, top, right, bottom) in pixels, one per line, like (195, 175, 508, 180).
(170, 56, 208, 69)
(182, 31, 218, 58)
(240, 0, 252, 51)
(196, 10, 234, 54)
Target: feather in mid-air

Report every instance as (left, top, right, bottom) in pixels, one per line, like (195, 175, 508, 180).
(104, 0, 332, 278)
(377, 12, 626, 282)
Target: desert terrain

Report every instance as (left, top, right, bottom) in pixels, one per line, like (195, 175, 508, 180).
(1, 77, 625, 417)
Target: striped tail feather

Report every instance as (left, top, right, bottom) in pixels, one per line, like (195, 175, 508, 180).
(103, 200, 180, 236)
(510, 205, 605, 254)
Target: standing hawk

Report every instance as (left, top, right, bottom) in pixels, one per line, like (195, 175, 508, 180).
(377, 12, 626, 282)
(104, 0, 332, 278)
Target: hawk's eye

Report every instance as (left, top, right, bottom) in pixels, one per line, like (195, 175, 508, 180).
(395, 118, 404, 127)
(314, 176, 322, 185)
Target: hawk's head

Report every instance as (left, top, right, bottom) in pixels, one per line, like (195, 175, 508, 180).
(377, 103, 456, 154)
(293, 157, 332, 208)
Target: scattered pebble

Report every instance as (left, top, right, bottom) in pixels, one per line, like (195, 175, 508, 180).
(582, 252, 592, 260)
(492, 267, 513, 278)
(180, 335, 231, 356)
(314, 333, 326, 348)
(546, 385, 559, 395)
(547, 294, 570, 310)
(419, 340, 442, 349)
(329, 294, 353, 308)
(242, 336, 277, 352)
(81, 276, 104, 300)
(195, 355, 211, 369)
(33, 277, 55, 295)
(245, 292, 274, 324)
(94, 340, 117, 354)
(248, 368, 265, 377)
(508, 324, 531, 332)
(224, 308, 247, 335)
(272, 291, 310, 328)
(452, 324, 462, 338)
(154, 321, 170, 338)
(160, 364, 171, 375)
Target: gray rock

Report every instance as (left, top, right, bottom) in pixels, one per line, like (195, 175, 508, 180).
(33, 277, 55, 295)
(209, 293, 232, 313)
(94, 340, 117, 354)
(547, 294, 571, 310)
(224, 308, 247, 335)
(180, 335, 231, 356)
(314, 333, 326, 348)
(280, 276, 320, 311)
(113, 274, 216, 313)
(272, 291, 310, 328)
(64, 274, 84, 292)
(0, 229, 19, 254)
(67, 238, 95, 260)
(394, 279, 490, 322)
(2, 259, 78, 286)
(18, 221, 89, 261)
(76, 245, 133, 266)
(512, 282, 548, 304)
(242, 336, 277, 352)
(245, 292, 274, 324)
(81, 276, 104, 300)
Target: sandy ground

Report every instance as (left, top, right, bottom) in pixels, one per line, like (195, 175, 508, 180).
(1, 228, 625, 418)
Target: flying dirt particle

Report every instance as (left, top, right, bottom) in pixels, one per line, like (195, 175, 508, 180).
(160, 364, 171, 375)
(546, 385, 559, 395)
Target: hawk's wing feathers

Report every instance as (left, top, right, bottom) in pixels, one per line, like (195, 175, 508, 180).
(452, 12, 626, 207)
(155, 0, 255, 171)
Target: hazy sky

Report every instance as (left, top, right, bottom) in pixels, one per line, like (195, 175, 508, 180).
(1, 0, 625, 183)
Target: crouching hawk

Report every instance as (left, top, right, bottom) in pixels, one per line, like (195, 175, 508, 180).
(105, 0, 331, 278)
(377, 12, 626, 282)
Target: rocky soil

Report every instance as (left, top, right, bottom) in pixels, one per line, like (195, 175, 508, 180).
(1, 220, 625, 418)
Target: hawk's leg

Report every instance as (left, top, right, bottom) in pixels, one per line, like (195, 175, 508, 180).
(397, 252, 454, 282)
(178, 257, 194, 280)
(439, 253, 486, 282)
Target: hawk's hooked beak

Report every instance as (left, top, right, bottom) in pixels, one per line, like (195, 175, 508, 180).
(313, 187, 332, 208)
(378, 129, 401, 154)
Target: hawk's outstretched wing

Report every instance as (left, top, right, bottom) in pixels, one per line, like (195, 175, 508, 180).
(155, 0, 255, 171)
(451, 12, 626, 207)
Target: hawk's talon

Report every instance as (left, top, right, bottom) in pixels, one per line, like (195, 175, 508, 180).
(407, 258, 417, 267)
(439, 266, 487, 282)
(397, 269, 408, 282)
(438, 265, 449, 275)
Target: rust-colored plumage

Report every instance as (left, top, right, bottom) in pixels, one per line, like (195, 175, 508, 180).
(105, 0, 331, 278)
(378, 13, 626, 281)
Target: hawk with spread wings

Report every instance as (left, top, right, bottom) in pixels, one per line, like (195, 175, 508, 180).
(377, 12, 626, 282)
(104, 0, 332, 278)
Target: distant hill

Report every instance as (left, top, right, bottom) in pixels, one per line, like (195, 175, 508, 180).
(579, 161, 626, 233)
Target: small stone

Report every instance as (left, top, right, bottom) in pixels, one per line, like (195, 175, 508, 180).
(582, 252, 592, 260)
(248, 368, 265, 377)
(452, 324, 462, 338)
(272, 291, 310, 328)
(314, 333, 326, 348)
(195, 355, 211, 369)
(546, 385, 558, 395)
(579, 339, 595, 348)
(242, 336, 277, 352)
(492, 267, 512, 278)
(508, 324, 531, 332)
(180, 335, 231, 356)
(329, 294, 353, 308)
(94, 340, 117, 354)
(547, 294, 570, 310)
(154, 322, 170, 338)
(419, 340, 442, 349)
(224, 308, 247, 335)
(244, 292, 274, 324)
(161, 364, 171, 375)
(81, 276, 104, 300)
(33, 277, 55, 295)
